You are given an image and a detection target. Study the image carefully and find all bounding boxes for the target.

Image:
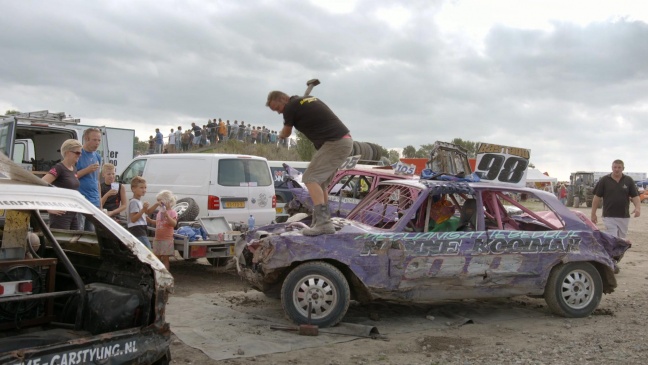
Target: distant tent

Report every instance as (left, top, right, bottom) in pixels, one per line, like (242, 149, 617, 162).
(525, 167, 557, 191)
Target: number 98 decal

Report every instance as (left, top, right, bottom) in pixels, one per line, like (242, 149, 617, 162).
(475, 154, 529, 184)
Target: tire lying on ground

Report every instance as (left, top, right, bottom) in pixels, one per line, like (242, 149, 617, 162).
(173, 197, 200, 222)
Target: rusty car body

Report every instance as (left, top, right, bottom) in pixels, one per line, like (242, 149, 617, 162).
(0, 155, 173, 364)
(235, 177, 630, 328)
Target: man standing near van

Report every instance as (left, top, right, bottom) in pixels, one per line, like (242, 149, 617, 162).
(266, 90, 353, 236)
(77, 127, 103, 231)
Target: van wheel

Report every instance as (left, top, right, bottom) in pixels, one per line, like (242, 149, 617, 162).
(173, 198, 200, 221)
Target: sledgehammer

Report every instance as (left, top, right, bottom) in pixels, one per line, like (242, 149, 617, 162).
(304, 79, 320, 97)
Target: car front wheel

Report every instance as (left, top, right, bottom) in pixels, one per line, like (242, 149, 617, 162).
(281, 261, 350, 328)
(544, 262, 602, 317)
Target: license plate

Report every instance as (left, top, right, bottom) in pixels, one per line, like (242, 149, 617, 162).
(224, 201, 245, 209)
(275, 207, 284, 214)
(229, 245, 235, 255)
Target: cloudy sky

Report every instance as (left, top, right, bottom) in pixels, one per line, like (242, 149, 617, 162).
(2, 0, 647, 180)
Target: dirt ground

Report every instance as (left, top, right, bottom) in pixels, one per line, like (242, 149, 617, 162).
(168, 206, 648, 365)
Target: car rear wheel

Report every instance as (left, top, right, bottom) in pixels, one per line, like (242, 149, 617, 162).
(281, 261, 350, 328)
(544, 262, 602, 318)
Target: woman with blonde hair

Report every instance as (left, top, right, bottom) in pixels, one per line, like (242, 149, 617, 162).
(42, 139, 83, 229)
(151, 190, 178, 270)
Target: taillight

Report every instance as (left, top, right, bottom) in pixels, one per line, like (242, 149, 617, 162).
(272, 195, 277, 208)
(208, 195, 220, 210)
(18, 282, 33, 293)
(0, 285, 4, 295)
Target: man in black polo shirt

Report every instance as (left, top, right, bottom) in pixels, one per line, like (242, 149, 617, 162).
(591, 159, 640, 238)
(266, 90, 353, 236)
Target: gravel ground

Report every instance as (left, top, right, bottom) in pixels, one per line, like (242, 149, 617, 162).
(169, 205, 648, 365)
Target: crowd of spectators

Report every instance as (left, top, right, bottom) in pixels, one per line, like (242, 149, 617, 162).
(147, 118, 294, 154)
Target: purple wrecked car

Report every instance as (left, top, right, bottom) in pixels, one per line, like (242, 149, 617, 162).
(234, 178, 630, 327)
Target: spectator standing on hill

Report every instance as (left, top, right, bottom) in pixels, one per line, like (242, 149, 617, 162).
(191, 122, 202, 148)
(181, 130, 191, 151)
(167, 128, 176, 153)
(174, 126, 182, 152)
(238, 121, 246, 141)
(154, 128, 164, 154)
(226, 120, 231, 140)
(201, 125, 209, 146)
(218, 119, 227, 142)
(591, 159, 640, 239)
(148, 136, 155, 154)
(250, 126, 258, 144)
(230, 121, 239, 140)
(244, 123, 252, 143)
(266, 90, 353, 236)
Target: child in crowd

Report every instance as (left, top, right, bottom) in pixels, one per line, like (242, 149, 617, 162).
(152, 190, 178, 270)
(127, 176, 156, 249)
(100, 163, 127, 220)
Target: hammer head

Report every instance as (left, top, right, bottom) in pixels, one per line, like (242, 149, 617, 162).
(306, 79, 320, 87)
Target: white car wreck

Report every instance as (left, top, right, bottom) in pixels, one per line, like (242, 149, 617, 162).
(0, 154, 173, 365)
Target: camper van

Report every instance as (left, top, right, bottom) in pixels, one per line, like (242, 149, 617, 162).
(118, 153, 277, 226)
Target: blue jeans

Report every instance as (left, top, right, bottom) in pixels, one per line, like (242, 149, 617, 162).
(136, 235, 152, 249)
(77, 213, 95, 232)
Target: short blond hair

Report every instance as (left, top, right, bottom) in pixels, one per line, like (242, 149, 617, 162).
(130, 176, 146, 189)
(156, 190, 176, 207)
(60, 139, 83, 158)
(102, 163, 116, 174)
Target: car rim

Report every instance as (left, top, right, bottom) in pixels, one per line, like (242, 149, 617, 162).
(292, 274, 338, 320)
(561, 269, 594, 309)
(174, 202, 189, 215)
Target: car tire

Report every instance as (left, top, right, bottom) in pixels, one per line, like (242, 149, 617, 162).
(544, 262, 602, 318)
(173, 198, 200, 222)
(207, 257, 229, 266)
(281, 261, 350, 328)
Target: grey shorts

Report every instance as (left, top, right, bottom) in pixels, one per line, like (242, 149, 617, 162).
(602, 217, 630, 239)
(303, 137, 353, 189)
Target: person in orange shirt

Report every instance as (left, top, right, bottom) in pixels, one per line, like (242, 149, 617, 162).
(218, 119, 227, 142)
(152, 190, 178, 270)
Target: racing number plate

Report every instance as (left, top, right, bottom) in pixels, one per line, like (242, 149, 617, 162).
(224, 201, 245, 209)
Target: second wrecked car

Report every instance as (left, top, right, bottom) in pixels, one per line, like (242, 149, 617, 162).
(235, 177, 630, 328)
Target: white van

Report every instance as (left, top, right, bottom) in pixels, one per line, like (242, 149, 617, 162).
(118, 153, 276, 225)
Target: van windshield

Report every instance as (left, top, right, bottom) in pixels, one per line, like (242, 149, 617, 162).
(218, 159, 272, 187)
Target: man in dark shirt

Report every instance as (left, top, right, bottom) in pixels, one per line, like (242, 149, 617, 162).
(191, 122, 202, 148)
(266, 90, 353, 235)
(591, 159, 640, 238)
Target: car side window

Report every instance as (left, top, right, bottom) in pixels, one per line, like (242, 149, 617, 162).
(120, 159, 146, 184)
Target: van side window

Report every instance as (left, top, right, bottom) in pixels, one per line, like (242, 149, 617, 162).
(120, 159, 146, 184)
(218, 159, 273, 187)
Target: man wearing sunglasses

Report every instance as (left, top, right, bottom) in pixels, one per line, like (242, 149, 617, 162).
(77, 127, 103, 231)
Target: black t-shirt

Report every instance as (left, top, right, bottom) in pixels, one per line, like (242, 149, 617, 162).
(283, 96, 350, 150)
(101, 182, 121, 211)
(48, 163, 80, 190)
(192, 125, 202, 136)
(593, 174, 639, 218)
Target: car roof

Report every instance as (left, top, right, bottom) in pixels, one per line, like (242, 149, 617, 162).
(379, 178, 550, 194)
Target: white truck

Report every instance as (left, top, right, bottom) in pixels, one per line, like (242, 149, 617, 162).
(0, 110, 135, 175)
